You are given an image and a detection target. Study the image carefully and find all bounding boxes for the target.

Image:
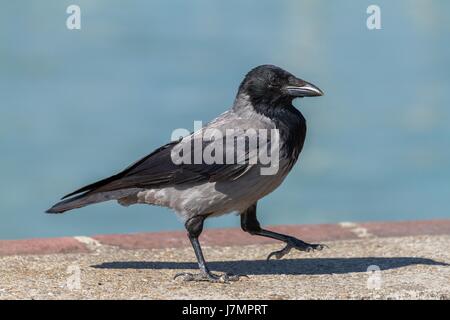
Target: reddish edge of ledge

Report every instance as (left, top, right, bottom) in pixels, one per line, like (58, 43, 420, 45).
(0, 220, 449, 256)
(92, 223, 358, 251)
(0, 237, 89, 256)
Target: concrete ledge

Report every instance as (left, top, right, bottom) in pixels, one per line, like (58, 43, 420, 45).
(1, 220, 450, 299)
(1, 220, 449, 256)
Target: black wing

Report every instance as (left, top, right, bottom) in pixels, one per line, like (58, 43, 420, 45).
(61, 136, 258, 200)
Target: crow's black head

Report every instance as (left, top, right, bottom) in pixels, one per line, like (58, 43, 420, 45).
(237, 65, 323, 105)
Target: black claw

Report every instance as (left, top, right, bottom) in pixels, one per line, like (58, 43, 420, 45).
(266, 241, 328, 260)
(224, 273, 249, 281)
(174, 272, 248, 283)
(173, 272, 194, 281)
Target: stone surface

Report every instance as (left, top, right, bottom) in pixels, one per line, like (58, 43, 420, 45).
(0, 234, 449, 300)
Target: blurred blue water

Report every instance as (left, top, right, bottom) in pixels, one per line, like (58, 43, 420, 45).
(1, 1, 449, 240)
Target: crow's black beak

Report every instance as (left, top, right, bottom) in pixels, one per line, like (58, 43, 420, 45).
(285, 80, 324, 97)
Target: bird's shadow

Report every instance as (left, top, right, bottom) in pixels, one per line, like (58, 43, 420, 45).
(92, 257, 448, 276)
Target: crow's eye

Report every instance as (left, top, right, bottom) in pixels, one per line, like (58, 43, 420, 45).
(268, 76, 280, 88)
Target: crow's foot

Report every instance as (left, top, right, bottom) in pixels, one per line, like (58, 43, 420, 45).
(174, 271, 247, 283)
(267, 238, 327, 260)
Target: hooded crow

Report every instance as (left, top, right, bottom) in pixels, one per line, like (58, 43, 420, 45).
(47, 65, 325, 283)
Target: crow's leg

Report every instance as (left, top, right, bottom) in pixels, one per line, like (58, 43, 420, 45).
(174, 215, 246, 283)
(241, 203, 327, 260)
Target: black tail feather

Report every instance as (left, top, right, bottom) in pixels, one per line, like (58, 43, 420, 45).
(46, 193, 90, 214)
(47, 189, 138, 214)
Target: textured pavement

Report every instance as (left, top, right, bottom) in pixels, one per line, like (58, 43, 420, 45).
(1, 231, 449, 299)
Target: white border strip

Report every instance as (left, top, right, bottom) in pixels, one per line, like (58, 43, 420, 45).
(339, 222, 375, 238)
